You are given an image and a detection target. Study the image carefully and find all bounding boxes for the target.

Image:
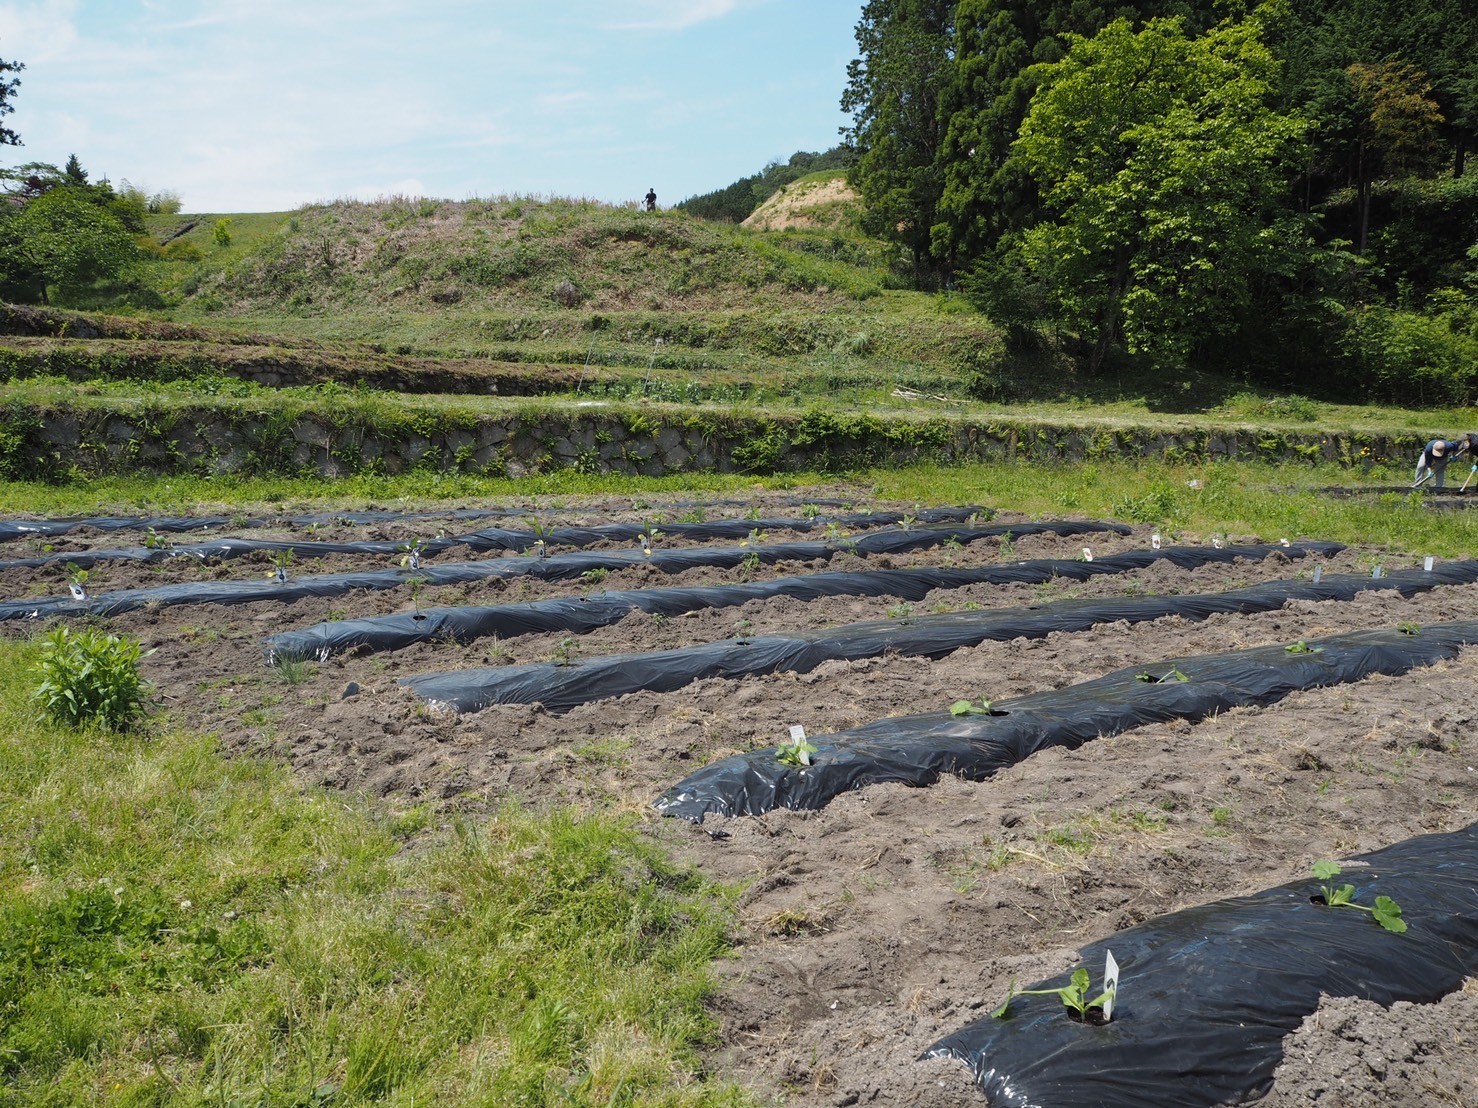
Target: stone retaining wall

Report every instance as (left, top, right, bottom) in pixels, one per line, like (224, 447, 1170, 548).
(0, 399, 1419, 481)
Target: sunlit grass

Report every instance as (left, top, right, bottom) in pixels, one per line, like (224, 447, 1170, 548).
(0, 642, 747, 1105)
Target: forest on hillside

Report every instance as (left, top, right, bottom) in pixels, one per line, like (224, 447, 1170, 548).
(840, 0, 1478, 397)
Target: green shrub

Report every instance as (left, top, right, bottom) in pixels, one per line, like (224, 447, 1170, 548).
(32, 626, 151, 732)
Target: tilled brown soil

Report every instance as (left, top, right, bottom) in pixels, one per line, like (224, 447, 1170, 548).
(4, 489, 1475, 1107)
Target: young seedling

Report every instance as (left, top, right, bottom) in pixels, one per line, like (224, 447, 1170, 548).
(1285, 640, 1322, 655)
(638, 521, 664, 554)
(1136, 667, 1189, 684)
(1311, 861, 1407, 933)
(950, 697, 1000, 717)
(266, 548, 294, 582)
(551, 636, 580, 667)
(525, 516, 554, 558)
(405, 572, 429, 616)
(1397, 621, 1421, 636)
(992, 966, 1116, 1022)
(143, 526, 169, 551)
(397, 537, 428, 571)
(741, 527, 768, 547)
(65, 562, 91, 601)
(775, 725, 817, 767)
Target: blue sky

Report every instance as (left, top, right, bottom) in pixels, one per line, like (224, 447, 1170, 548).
(0, 0, 862, 213)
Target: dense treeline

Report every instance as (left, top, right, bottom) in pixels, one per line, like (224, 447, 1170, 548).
(843, 0, 1478, 399)
(676, 147, 850, 222)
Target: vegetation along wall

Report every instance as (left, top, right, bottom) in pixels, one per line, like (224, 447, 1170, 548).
(0, 398, 1426, 482)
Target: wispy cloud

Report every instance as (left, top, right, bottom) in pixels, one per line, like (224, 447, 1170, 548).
(604, 0, 756, 33)
(0, 0, 81, 64)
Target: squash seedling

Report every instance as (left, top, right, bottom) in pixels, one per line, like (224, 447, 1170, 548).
(1136, 667, 1189, 684)
(950, 697, 1002, 717)
(1285, 640, 1322, 655)
(776, 725, 816, 767)
(1311, 861, 1407, 933)
(992, 965, 1117, 1023)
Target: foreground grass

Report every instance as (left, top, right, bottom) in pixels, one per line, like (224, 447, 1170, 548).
(0, 642, 746, 1106)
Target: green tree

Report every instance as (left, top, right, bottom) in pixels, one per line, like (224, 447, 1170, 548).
(1007, 13, 1316, 372)
(0, 55, 21, 148)
(0, 186, 139, 303)
(841, 0, 955, 283)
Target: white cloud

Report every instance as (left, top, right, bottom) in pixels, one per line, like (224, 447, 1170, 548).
(0, 0, 81, 63)
(604, 0, 758, 32)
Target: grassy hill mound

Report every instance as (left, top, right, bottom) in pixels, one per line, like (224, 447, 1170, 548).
(156, 197, 886, 318)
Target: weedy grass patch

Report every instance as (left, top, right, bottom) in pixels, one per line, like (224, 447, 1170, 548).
(0, 641, 748, 1106)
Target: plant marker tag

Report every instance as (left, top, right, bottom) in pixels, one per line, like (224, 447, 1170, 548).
(274, 565, 288, 583)
(1212, 538, 1223, 549)
(1102, 950, 1120, 1022)
(1313, 565, 1323, 583)
(1424, 556, 1434, 572)
(1082, 547, 1093, 562)
(789, 725, 810, 766)
(1373, 565, 1384, 579)
(1151, 533, 1161, 550)
(1280, 538, 1290, 547)
(68, 583, 86, 601)
(408, 549, 421, 570)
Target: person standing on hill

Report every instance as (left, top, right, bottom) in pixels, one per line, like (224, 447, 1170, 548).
(644, 187, 657, 211)
(1414, 437, 1460, 488)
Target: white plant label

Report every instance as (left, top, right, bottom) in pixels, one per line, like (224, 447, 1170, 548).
(1212, 538, 1223, 549)
(68, 583, 86, 601)
(1313, 565, 1323, 583)
(1102, 950, 1120, 1022)
(1373, 565, 1384, 579)
(274, 565, 288, 583)
(1151, 533, 1161, 550)
(408, 550, 421, 570)
(1082, 547, 1093, 562)
(1424, 556, 1435, 572)
(788, 725, 810, 766)
(1280, 538, 1290, 547)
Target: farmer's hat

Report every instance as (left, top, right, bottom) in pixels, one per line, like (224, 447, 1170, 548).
(1433, 440, 1448, 455)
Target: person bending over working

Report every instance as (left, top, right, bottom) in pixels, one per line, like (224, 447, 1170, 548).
(1414, 437, 1461, 488)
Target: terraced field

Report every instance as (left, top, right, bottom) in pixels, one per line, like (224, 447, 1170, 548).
(2, 488, 1474, 1105)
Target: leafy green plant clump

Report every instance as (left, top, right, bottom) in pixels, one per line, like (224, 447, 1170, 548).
(992, 967, 1115, 1022)
(32, 625, 151, 732)
(950, 697, 1003, 717)
(1311, 861, 1407, 933)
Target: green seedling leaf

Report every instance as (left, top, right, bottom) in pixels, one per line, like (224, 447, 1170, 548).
(775, 738, 817, 767)
(1285, 640, 1322, 655)
(1372, 896, 1408, 933)
(950, 698, 995, 717)
(1310, 861, 1407, 933)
